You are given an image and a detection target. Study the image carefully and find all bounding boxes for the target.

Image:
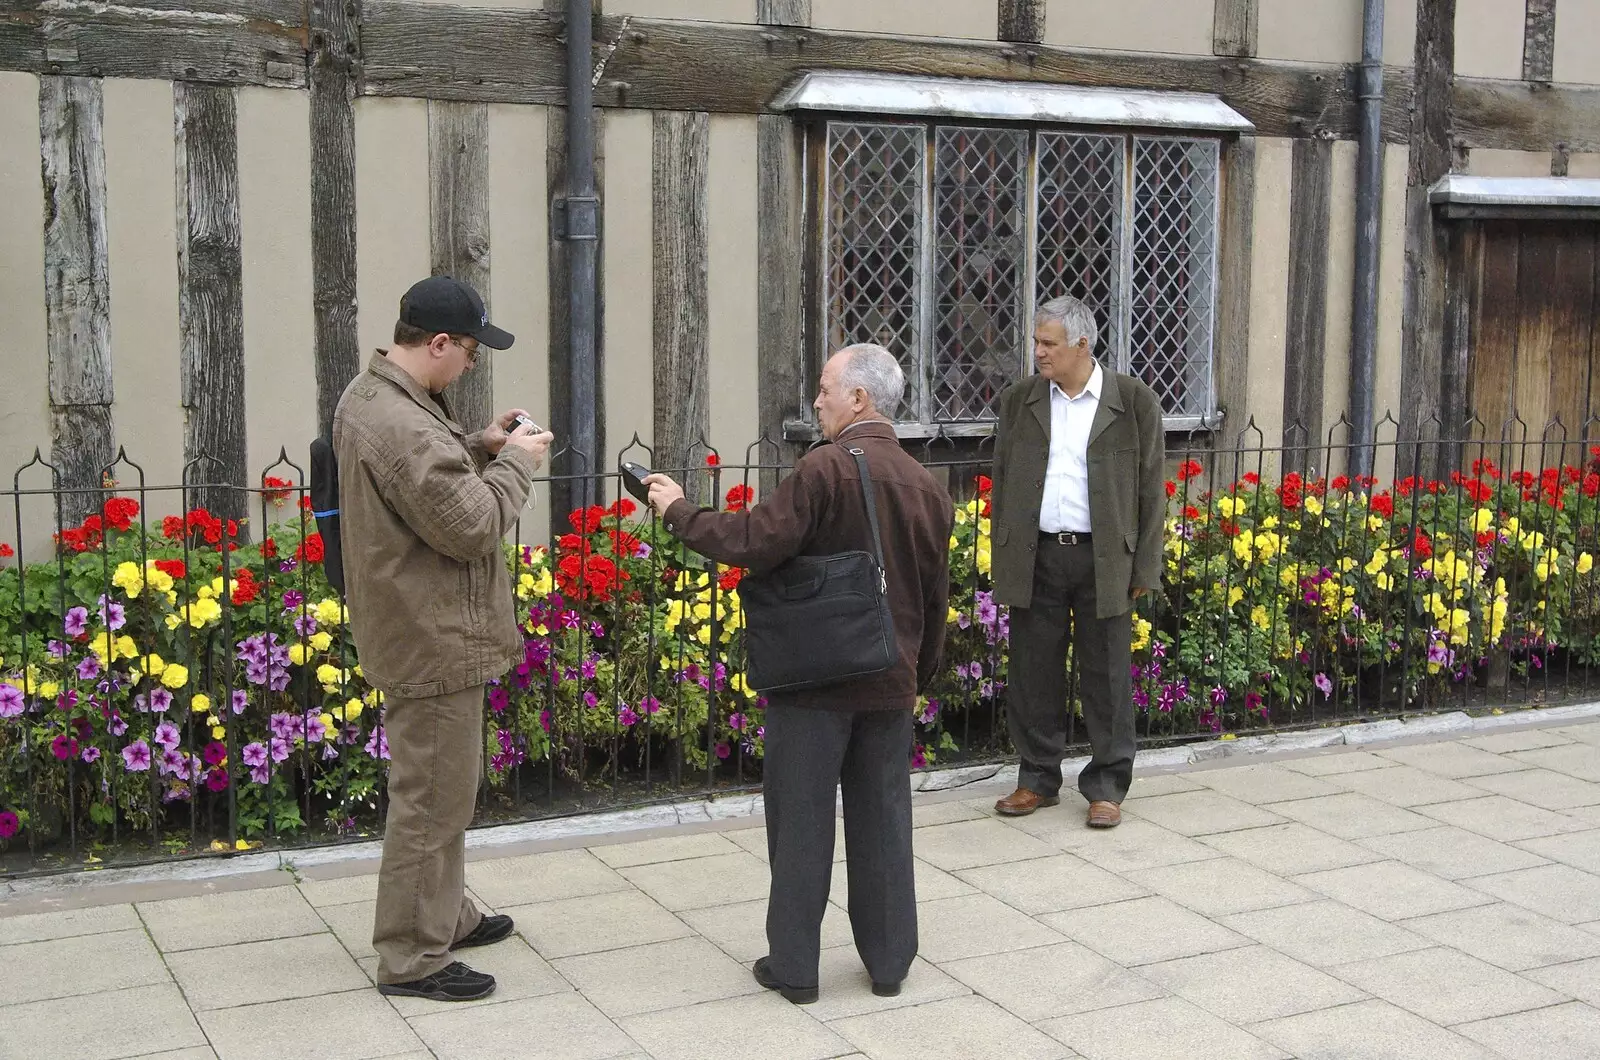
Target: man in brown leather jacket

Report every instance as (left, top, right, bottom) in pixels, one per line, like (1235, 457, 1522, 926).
(644, 343, 953, 1005)
(333, 276, 553, 1002)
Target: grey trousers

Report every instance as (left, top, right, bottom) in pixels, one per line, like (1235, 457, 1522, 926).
(1006, 536, 1137, 804)
(762, 704, 918, 989)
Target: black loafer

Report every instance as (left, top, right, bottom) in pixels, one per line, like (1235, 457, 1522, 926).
(872, 980, 902, 997)
(452, 913, 515, 950)
(752, 956, 819, 1005)
(377, 961, 496, 1002)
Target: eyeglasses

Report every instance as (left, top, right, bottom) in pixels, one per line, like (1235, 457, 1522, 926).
(448, 336, 481, 364)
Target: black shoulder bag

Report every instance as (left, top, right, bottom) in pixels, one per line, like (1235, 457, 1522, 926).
(737, 446, 898, 693)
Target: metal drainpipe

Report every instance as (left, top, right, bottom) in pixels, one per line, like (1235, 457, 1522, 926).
(1349, 0, 1385, 480)
(566, 0, 600, 505)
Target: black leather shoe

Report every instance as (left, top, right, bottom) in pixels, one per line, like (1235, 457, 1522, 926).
(377, 961, 496, 1002)
(452, 913, 515, 950)
(752, 956, 819, 1005)
(871, 980, 902, 997)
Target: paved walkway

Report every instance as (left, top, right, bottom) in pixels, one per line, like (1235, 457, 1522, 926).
(4, 720, 1600, 1060)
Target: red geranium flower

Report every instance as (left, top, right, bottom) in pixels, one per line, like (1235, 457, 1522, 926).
(0, 543, 12, 559)
(606, 498, 637, 519)
(1164, 481, 1177, 498)
(260, 537, 278, 559)
(1369, 492, 1394, 518)
(1176, 460, 1203, 481)
(725, 484, 755, 511)
(568, 506, 605, 535)
(231, 568, 259, 606)
(102, 496, 139, 531)
(154, 559, 187, 580)
(974, 474, 993, 495)
(162, 515, 184, 540)
(296, 533, 325, 564)
(705, 454, 721, 467)
(718, 567, 745, 592)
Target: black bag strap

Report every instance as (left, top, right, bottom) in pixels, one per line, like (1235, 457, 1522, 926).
(844, 445, 887, 583)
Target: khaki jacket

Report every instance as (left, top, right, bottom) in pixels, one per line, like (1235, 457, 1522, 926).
(332, 353, 539, 699)
(990, 369, 1166, 617)
(663, 421, 954, 711)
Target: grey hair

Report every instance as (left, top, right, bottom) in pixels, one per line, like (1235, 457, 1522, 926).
(836, 343, 906, 417)
(1035, 294, 1099, 352)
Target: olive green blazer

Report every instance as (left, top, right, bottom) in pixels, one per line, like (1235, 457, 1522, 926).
(989, 368, 1166, 617)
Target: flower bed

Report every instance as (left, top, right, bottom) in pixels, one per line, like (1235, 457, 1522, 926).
(3, 451, 1599, 856)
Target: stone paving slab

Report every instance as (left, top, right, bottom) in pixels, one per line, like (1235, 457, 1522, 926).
(2, 715, 1599, 1059)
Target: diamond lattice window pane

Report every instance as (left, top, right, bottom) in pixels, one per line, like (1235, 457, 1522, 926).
(825, 122, 927, 418)
(1035, 131, 1125, 363)
(1130, 137, 1219, 418)
(931, 126, 1029, 422)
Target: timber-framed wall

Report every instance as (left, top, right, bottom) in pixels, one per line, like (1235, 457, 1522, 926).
(2, 0, 1598, 542)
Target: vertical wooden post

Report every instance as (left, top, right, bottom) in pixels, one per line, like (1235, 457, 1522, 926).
(1399, 0, 1456, 476)
(1522, 0, 1557, 82)
(1213, 0, 1259, 57)
(175, 82, 248, 530)
(651, 111, 710, 494)
(40, 75, 115, 526)
(758, 0, 811, 26)
(998, 0, 1045, 43)
(1281, 138, 1334, 474)
(1214, 136, 1256, 446)
(309, 0, 361, 442)
(428, 100, 493, 433)
(756, 115, 807, 491)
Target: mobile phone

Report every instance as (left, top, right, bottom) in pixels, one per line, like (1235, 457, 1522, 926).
(512, 414, 542, 435)
(619, 460, 652, 504)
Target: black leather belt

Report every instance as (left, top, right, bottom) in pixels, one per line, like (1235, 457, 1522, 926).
(1040, 530, 1091, 545)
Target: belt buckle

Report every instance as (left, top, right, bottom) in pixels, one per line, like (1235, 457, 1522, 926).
(1055, 531, 1085, 546)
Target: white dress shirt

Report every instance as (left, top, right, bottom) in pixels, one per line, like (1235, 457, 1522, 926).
(1038, 362, 1102, 534)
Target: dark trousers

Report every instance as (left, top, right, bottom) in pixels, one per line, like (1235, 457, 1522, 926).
(1007, 537, 1137, 804)
(762, 704, 917, 989)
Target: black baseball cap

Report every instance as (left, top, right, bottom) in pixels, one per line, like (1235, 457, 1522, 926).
(399, 275, 515, 350)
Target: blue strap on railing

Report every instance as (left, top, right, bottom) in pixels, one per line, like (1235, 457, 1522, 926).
(312, 508, 339, 519)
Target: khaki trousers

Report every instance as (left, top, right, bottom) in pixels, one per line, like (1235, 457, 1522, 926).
(372, 683, 486, 984)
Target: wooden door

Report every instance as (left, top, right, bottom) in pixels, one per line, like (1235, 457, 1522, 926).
(1465, 221, 1600, 465)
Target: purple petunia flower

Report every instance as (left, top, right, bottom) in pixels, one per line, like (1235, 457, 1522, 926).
(1313, 672, 1333, 699)
(63, 607, 89, 637)
(97, 595, 126, 631)
(152, 721, 181, 750)
(241, 742, 268, 768)
(148, 688, 173, 713)
(268, 737, 291, 763)
(108, 713, 128, 737)
(122, 739, 152, 771)
(365, 726, 389, 760)
(231, 689, 249, 715)
(618, 706, 640, 727)
(250, 764, 272, 784)
(918, 699, 940, 725)
(640, 695, 662, 715)
(0, 684, 23, 718)
(582, 691, 600, 709)
(727, 713, 746, 732)
(158, 748, 186, 776)
(47, 639, 69, 658)
(80, 745, 101, 764)
(76, 656, 101, 682)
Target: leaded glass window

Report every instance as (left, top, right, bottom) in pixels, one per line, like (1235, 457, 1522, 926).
(819, 120, 1221, 427)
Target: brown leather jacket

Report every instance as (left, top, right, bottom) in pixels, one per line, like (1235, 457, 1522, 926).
(331, 353, 539, 699)
(663, 421, 954, 711)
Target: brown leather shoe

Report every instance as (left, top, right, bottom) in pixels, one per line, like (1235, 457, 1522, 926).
(1086, 800, 1122, 828)
(993, 788, 1060, 817)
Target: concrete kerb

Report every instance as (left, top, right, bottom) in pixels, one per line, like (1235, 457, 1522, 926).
(4, 701, 1598, 909)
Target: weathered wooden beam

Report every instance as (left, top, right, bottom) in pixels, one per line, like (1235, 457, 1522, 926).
(40, 74, 114, 525)
(756, 113, 806, 490)
(1213, 0, 1258, 58)
(998, 0, 1045, 44)
(1399, 0, 1455, 475)
(651, 111, 709, 489)
(0, 0, 307, 87)
(1440, 220, 1481, 459)
(1522, 0, 1557, 83)
(1214, 135, 1255, 446)
(309, 0, 360, 442)
(757, 0, 810, 26)
(1449, 78, 1600, 154)
(428, 99, 494, 433)
(175, 82, 248, 529)
(359, 5, 1363, 141)
(1281, 137, 1333, 473)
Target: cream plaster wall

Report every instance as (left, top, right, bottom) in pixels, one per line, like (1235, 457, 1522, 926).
(1045, 0, 1212, 54)
(1321, 140, 1358, 454)
(1454, 0, 1526, 80)
(487, 104, 550, 439)
(603, 110, 655, 463)
(1468, 149, 1556, 177)
(0, 73, 52, 558)
(354, 97, 430, 362)
(812, 0, 994, 39)
(706, 115, 761, 464)
(1553, 0, 1600, 83)
(238, 87, 317, 504)
(102, 78, 183, 519)
(1246, 137, 1292, 450)
(1571, 154, 1600, 178)
(615, 0, 756, 20)
(1255, 0, 1419, 65)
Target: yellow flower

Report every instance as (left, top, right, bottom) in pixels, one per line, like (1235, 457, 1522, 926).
(344, 697, 365, 720)
(691, 602, 713, 622)
(975, 541, 991, 576)
(1216, 495, 1239, 519)
(191, 693, 211, 714)
(948, 606, 961, 625)
(1232, 529, 1255, 566)
(319, 712, 337, 738)
(315, 599, 347, 627)
(316, 663, 342, 689)
(309, 631, 333, 652)
(161, 664, 189, 690)
(517, 571, 537, 598)
(1579, 553, 1594, 575)
(1504, 516, 1520, 536)
(1471, 508, 1494, 534)
(38, 680, 60, 700)
(1366, 515, 1385, 533)
(287, 643, 310, 666)
(143, 564, 174, 593)
(111, 561, 144, 598)
(1250, 605, 1271, 630)
(1304, 495, 1323, 516)
(1130, 615, 1151, 653)
(695, 625, 712, 646)
(1227, 587, 1244, 608)
(730, 673, 757, 699)
(211, 725, 226, 741)
(949, 534, 960, 551)
(114, 635, 137, 661)
(1375, 572, 1393, 591)
(953, 508, 969, 527)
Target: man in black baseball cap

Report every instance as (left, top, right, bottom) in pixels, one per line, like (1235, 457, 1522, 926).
(399, 274, 516, 353)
